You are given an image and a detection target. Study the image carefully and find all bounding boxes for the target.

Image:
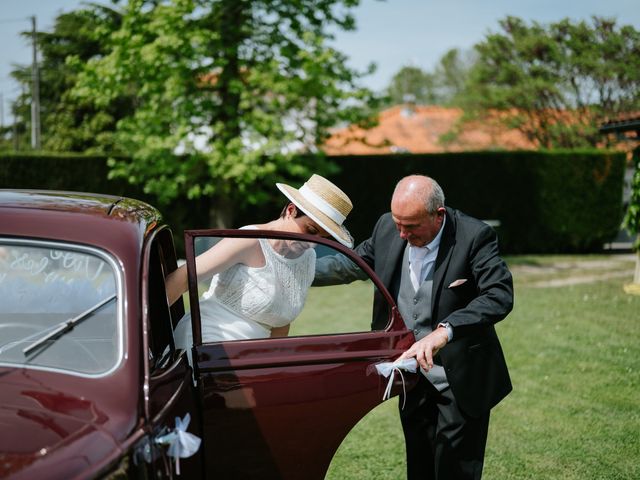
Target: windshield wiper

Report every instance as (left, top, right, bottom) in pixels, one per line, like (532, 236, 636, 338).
(22, 294, 117, 358)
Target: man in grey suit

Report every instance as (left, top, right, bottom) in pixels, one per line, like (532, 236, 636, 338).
(316, 175, 513, 480)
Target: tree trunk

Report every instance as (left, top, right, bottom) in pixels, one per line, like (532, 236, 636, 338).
(212, 1, 248, 143)
(208, 195, 234, 229)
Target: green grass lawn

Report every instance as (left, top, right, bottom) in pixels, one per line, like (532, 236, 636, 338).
(302, 255, 640, 479)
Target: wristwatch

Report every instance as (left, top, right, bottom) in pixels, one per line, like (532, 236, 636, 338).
(438, 322, 453, 342)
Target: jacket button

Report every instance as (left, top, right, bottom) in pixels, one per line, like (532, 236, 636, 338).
(413, 313, 418, 320)
(413, 298, 418, 304)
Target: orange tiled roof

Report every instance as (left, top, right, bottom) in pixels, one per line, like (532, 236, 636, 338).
(323, 104, 538, 155)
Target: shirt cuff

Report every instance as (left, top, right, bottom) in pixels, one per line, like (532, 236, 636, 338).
(438, 322, 453, 342)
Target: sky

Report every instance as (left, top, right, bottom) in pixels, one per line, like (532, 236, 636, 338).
(1, 0, 639, 126)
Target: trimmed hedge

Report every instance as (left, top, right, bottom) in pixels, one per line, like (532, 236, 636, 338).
(0, 152, 131, 194)
(0, 150, 626, 254)
(0, 153, 210, 254)
(326, 150, 626, 253)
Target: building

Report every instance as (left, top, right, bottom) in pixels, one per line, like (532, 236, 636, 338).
(323, 104, 537, 155)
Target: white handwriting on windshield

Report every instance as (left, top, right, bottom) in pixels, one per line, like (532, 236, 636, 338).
(6, 249, 106, 283)
(10, 252, 49, 275)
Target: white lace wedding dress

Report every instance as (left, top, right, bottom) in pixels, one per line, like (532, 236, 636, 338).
(173, 233, 316, 351)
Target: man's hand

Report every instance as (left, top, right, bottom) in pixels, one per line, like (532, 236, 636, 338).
(399, 327, 449, 371)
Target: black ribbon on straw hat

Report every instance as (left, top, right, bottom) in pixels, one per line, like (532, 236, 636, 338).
(276, 174, 354, 247)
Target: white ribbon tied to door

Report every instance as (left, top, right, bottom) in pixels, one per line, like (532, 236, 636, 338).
(155, 413, 202, 475)
(374, 358, 418, 409)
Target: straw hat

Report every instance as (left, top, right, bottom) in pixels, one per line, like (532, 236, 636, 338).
(276, 174, 354, 247)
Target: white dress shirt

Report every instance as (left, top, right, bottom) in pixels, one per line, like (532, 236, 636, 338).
(409, 216, 445, 286)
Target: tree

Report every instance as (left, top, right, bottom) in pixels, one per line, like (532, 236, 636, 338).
(385, 48, 475, 107)
(385, 65, 438, 105)
(462, 16, 640, 148)
(431, 48, 476, 106)
(9, 3, 129, 152)
(73, 0, 377, 226)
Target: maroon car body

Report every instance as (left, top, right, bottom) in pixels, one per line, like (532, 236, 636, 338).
(0, 190, 417, 479)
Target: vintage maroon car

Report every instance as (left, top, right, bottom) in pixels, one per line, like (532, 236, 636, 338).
(0, 190, 418, 479)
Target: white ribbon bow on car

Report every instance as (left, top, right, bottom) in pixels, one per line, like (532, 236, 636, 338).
(155, 413, 202, 475)
(374, 358, 419, 409)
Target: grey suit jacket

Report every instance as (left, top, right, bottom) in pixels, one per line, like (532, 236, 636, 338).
(318, 207, 514, 417)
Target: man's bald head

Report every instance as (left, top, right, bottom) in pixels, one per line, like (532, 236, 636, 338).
(390, 175, 446, 246)
(392, 175, 445, 214)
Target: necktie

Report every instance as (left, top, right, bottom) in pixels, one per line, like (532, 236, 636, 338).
(409, 246, 428, 291)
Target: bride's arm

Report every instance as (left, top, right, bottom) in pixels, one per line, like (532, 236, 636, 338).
(165, 237, 260, 306)
(270, 325, 290, 338)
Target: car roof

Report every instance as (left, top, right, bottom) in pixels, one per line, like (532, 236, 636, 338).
(2, 190, 127, 214)
(0, 189, 164, 250)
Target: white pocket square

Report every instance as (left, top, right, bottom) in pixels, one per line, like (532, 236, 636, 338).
(448, 279, 468, 288)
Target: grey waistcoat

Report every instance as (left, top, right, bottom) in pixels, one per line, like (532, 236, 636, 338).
(397, 246, 449, 391)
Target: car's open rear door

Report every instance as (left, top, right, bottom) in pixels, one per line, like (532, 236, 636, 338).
(184, 229, 418, 479)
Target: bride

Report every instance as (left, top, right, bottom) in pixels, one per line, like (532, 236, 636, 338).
(166, 174, 353, 348)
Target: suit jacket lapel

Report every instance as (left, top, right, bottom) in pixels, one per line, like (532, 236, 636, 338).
(431, 208, 456, 313)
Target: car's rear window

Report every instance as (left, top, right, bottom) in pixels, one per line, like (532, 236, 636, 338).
(0, 239, 123, 376)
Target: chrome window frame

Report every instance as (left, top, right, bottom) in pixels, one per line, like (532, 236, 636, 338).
(0, 237, 126, 378)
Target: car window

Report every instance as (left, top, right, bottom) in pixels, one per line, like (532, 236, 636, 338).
(0, 239, 123, 376)
(179, 233, 389, 345)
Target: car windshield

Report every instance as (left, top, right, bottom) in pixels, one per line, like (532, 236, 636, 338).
(0, 240, 122, 376)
